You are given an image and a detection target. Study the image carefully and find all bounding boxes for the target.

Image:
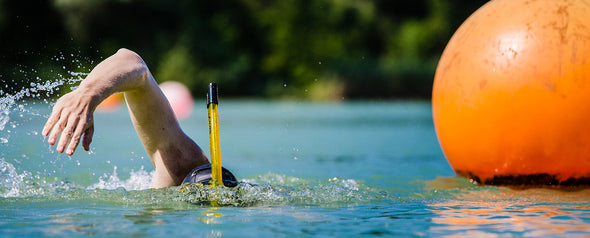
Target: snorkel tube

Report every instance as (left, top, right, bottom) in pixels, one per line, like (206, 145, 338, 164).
(207, 83, 223, 187)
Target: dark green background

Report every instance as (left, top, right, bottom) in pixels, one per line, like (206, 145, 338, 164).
(0, 0, 488, 100)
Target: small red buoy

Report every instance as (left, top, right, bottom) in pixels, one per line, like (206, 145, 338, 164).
(432, 0, 590, 186)
(159, 81, 194, 120)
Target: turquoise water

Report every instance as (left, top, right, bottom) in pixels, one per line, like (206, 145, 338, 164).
(1, 88, 590, 236)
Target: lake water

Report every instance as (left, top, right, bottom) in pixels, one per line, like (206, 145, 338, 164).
(1, 95, 590, 237)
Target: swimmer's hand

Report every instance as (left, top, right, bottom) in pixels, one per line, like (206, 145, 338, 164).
(42, 89, 97, 155)
(41, 48, 148, 156)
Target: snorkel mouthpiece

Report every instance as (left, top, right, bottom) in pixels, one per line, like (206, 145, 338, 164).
(207, 82, 218, 106)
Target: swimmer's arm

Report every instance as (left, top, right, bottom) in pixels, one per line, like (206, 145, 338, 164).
(43, 48, 208, 188)
(121, 57, 209, 188)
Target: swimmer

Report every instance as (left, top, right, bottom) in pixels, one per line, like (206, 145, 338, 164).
(41, 48, 236, 188)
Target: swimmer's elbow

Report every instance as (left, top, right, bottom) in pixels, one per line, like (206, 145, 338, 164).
(116, 48, 143, 63)
(115, 48, 150, 79)
(116, 48, 136, 56)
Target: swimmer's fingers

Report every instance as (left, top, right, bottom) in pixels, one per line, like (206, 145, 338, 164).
(44, 96, 71, 143)
(82, 125, 94, 151)
(47, 109, 69, 146)
(64, 115, 90, 155)
(56, 113, 80, 154)
(42, 106, 62, 138)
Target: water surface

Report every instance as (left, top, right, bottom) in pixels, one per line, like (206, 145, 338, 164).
(1, 96, 589, 237)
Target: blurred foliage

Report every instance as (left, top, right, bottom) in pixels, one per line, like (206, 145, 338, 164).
(0, 0, 488, 100)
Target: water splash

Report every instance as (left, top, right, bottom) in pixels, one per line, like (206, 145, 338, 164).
(0, 158, 23, 197)
(87, 166, 153, 191)
(179, 173, 389, 207)
(0, 71, 87, 144)
(0, 158, 76, 198)
(0, 159, 389, 207)
(80, 170, 389, 207)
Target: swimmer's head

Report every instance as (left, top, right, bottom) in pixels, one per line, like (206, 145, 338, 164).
(182, 164, 238, 187)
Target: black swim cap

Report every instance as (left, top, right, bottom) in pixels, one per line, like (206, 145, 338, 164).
(182, 164, 238, 187)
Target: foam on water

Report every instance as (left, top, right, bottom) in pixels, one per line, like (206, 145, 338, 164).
(0, 156, 389, 207)
(178, 173, 389, 207)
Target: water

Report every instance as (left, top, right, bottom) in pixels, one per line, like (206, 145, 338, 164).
(1, 84, 590, 236)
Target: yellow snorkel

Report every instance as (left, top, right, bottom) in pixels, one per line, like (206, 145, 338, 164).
(207, 83, 224, 187)
(176, 84, 238, 206)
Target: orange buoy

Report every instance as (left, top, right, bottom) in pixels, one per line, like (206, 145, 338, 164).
(432, 0, 590, 186)
(96, 93, 123, 112)
(159, 81, 194, 120)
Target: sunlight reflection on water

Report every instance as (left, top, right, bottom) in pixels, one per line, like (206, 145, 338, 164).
(428, 187, 590, 236)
